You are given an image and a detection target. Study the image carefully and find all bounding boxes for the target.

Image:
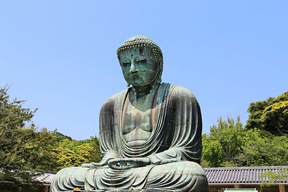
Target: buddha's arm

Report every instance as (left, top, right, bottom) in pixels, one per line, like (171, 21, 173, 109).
(149, 86, 202, 165)
(98, 98, 121, 166)
(147, 147, 188, 165)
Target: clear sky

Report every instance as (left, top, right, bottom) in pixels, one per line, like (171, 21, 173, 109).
(1, 1, 287, 140)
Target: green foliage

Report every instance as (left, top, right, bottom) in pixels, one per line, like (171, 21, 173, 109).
(0, 86, 102, 188)
(0, 86, 36, 130)
(0, 86, 57, 189)
(246, 91, 288, 135)
(202, 117, 245, 167)
(202, 116, 288, 167)
(86, 136, 101, 163)
(260, 170, 288, 188)
(51, 135, 101, 171)
(53, 131, 72, 142)
(201, 91, 288, 168)
(52, 147, 86, 169)
(202, 134, 223, 167)
(240, 129, 288, 166)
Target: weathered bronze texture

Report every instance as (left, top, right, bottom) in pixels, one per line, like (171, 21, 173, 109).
(51, 36, 208, 192)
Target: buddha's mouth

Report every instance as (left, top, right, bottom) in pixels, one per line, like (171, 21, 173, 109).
(128, 74, 142, 81)
(131, 75, 139, 79)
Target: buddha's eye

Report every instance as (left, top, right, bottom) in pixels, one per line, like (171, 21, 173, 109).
(122, 62, 131, 67)
(136, 59, 147, 64)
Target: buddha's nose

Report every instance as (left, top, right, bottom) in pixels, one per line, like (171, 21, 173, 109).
(129, 62, 138, 73)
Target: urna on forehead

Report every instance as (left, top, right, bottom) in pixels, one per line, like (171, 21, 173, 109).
(117, 35, 163, 63)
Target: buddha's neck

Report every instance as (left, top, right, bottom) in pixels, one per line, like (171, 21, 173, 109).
(131, 82, 160, 98)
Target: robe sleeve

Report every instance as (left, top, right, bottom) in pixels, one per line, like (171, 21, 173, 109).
(148, 85, 202, 164)
(98, 97, 120, 164)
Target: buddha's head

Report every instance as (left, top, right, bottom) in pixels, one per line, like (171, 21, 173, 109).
(117, 36, 163, 87)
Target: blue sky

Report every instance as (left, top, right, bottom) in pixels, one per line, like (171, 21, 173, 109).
(1, 1, 287, 140)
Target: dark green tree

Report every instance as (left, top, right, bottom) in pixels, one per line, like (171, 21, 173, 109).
(0, 86, 56, 189)
(246, 91, 288, 135)
(0, 86, 35, 170)
(0, 85, 102, 190)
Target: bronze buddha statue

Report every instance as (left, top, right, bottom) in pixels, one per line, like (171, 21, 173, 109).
(51, 36, 208, 192)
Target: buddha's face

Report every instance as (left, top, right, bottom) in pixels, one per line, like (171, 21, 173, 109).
(119, 47, 159, 87)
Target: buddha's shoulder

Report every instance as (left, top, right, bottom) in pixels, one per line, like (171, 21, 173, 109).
(108, 89, 127, 101)
(168, 83, 196, 99)
(101, 89, 128, 108)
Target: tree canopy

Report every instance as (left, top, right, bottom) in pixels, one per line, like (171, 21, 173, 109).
(246, 91, 288, 135)
(202, 90, 288, 167)
(202, 116, 288, 167)
(0, 86, 51, 190)
(0, 86, 101, 189)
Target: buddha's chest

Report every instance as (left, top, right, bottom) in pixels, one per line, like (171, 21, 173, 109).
(121, 93, 157, 145)
(122, 103, 153, 134)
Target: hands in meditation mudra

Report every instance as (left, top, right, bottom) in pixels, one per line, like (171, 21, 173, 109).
(51, 36, 208, 192)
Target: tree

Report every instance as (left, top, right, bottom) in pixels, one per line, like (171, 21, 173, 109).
(202, 116, 288, 167)
(0, 86, 56, 189)
(0, 86, 35, 172)
(246, 91, 288, 135)
(202, 134, 223, 167)
(241, 129, 288, 166)
(51, 136, 101, 171)
(0, 85, 102, 190)
(85, 136, 101, 163)
(202, 116, 246, 167)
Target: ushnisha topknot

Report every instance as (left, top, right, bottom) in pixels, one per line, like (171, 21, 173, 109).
(117, 35, 163, 63)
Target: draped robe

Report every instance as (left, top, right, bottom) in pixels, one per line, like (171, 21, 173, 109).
(50, 83, 208, 192)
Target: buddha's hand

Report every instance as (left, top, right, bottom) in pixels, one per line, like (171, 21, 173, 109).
(108, 157, 150, 170)
(160, 158, 179, 164)
(82, 158, 111, 168)
(82, 162, 106, 168)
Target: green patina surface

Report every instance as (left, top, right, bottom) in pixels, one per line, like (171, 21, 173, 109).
(51, 36, 208, 192)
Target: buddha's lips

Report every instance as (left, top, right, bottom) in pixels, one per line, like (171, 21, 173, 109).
(128, 74, 140, 79)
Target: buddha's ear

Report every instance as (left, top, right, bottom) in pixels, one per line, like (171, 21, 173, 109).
(157, 60, 163, 83)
